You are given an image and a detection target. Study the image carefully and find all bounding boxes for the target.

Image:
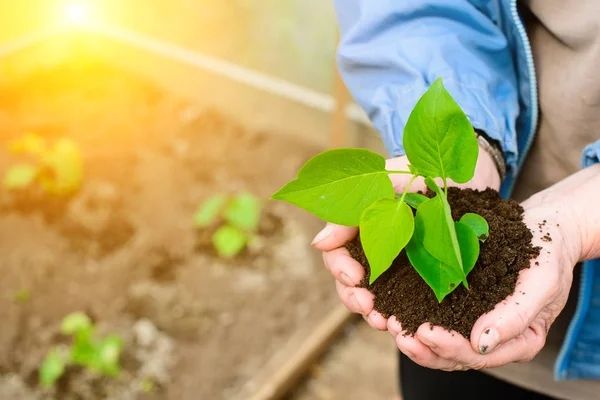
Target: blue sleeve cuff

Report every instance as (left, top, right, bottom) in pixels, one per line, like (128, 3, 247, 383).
(582, 140, 600, 168)
(376, 79, 518, 174)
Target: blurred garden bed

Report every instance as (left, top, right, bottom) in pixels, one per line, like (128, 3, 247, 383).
(0, 56, 336, 399)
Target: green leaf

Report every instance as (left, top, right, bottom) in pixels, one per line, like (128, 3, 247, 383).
(10, 133, 46, 155)
(3, 164, 38, 189)
(40, 139, 84, 196)
(455, 221, 480, 279)
(415, 178, 463, 272)
(224, 192, 261, 232)
(406, 234, 464, 303)
(460, 213, 489, 242)
(39, 348, 65, 388)
(61, 312, 92, 335)
(212, 225, 247, 258)
(359, 199, 414, 284)
(193, 194, 227, 227)
(403, 193, 428, 209)
(403, 78, 479, 183)
(271, 149, 394, 226)
(95, 335, 123, 376)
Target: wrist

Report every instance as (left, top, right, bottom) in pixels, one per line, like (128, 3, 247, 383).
(475, 129, 506, 183)
(473, 141, 502, 191)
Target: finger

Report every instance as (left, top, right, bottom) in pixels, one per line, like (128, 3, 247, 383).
(394, 322, 462, 371)
(366, 309, 388, 331)
(418, 321, 546, 369)
(311, 223, 357, 251)
(335, 280, 375, 316)
(470, 259, 558, 355)
(323, 247, 365, 286)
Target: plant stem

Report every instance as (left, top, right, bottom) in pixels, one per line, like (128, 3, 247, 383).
(387, 170, 413, 175)
(399, 175, 418, 204)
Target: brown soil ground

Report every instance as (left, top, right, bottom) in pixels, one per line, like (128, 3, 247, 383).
(0, 57, 338, 399)
(291, 321, 398, 400)
(349, 188, 540, 338)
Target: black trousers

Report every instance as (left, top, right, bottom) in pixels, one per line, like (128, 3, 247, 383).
(399, 352, 558, 400)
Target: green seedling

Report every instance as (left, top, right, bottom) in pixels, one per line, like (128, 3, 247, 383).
(39, 312, 123, 389)
(272, 78, 489, 302)
(193, 192, 261, 258)
(3, 133, 83, 196)
(12, 288, 31, 303)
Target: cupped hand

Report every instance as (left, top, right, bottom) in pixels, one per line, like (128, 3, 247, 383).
(387, 200, 581, 371)
(312, 147, 501, 330)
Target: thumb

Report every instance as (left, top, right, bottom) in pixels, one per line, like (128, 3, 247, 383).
(311, 223, 358, 251)
(470, 264, 553, 354)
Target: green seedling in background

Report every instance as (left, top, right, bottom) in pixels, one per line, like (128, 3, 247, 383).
(272, 78, 489, 302)
(193, 192, 261, 258)
(3, 133, 83, 196)
(39, 312, 123, 389)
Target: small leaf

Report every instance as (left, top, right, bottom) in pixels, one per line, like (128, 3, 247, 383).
(224, 192, 261, 232)
(406, 234, 464, 303)
(95, 335, 123, 376)
(271, 149, 394, 226)
(13, 288, 31, 303)
(360, 199, 414, 284)
(403, 78, 479, 183)
(3, 164, 38, 189)
(193, 194, 227, 227)
(460, 213, 489, 242)
(403, 193, 428, 209)
(61, 312, 92, 335)
(212, 225, 247, 258)
(415, 178, 463, 272)
(39, 139, 83, 196)
(39, 348, 65, 388)
(10, 133, 46, 155)
(455, 221, 480, 279)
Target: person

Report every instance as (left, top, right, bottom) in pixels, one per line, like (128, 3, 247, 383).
(314, 1, 600, 399)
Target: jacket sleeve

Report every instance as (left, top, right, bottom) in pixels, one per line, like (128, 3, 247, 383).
(582, 140, 600, 168)
(334, 0, 520, 173)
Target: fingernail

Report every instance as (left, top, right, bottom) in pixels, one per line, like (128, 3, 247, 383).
(350, 294, 362, 314)
(340, 272, 354, 286)
(311, 225, 333, 245)
(479, 328, 500, 354)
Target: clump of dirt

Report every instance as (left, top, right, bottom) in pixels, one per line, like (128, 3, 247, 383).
(348, 187, 541, 338)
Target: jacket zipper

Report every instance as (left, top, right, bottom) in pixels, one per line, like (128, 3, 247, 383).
(507, 0, 539, 194)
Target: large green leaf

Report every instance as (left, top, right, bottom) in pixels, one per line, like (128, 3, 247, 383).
(224, 192, 261, 232)
(406, 234, 465, 302)
(460, 213, 489, 242)
(3, 164, 38, 189)
(271, 149, 394, 226)
(403, 78, 479, 183)
(360, 199, 414, 284)
(455, 221, 480, 280)
(415, 178, 463, 272)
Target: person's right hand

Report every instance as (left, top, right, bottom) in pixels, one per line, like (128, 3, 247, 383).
(311, 147, 502, 329)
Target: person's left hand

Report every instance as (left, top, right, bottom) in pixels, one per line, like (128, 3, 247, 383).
(388, 193, 583, 371)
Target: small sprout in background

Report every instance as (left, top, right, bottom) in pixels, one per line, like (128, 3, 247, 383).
(39, 312, 123, 389)
(12, 288, 31, 303)
(3, 133, 84, 196)
(140, 378, 155, 393)
(193, 192, 262, 258)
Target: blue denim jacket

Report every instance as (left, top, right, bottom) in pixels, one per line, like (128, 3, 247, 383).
(335, 0, 600, 380)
